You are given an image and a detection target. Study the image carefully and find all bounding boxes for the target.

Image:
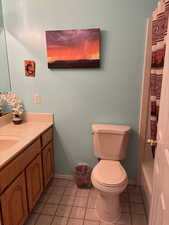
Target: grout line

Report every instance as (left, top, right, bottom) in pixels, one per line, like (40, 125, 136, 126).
(63, 179, 75, 225)
(50, 178, 69, 225)
(140, 187, 148, 220)
(32, 213, 42, 225)
(83, 188, 91, 225)
(30, 178, 147, 225)
(35, 178, 67, 225)
(127, 186, 133, 225)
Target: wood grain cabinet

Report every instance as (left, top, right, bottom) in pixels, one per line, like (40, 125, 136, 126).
(42, 142, 54, 187)
(1, 173, 28, 225)
(0, 125, 54, 225)
(26, 154, 43, 211)
(41, 127, 53, 148)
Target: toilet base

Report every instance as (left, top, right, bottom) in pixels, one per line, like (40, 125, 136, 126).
(96, 191, 121, 223)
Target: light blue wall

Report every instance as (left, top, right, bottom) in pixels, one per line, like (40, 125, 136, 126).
(0, 0, 10, 92)
(153, 0, 159, 7)
(2, 0, 155, 180)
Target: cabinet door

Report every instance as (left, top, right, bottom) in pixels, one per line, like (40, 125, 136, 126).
(42, 142, 54, 187)
(1, 173, 28, 225)
(26, 154, 43, 211)
(41, 127, 53, 148)
(0, 205, 2, 225)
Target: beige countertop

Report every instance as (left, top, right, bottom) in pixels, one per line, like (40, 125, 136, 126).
(0, 113, 53, 169)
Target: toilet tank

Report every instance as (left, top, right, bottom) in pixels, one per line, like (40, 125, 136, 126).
(92, 124, 131, 160)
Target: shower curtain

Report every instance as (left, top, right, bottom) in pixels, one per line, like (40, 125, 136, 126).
(150, 0, 169, 157)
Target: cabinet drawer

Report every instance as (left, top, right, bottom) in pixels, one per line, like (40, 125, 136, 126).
(0, 138, 41, 193)
(41, 127, 53, 148)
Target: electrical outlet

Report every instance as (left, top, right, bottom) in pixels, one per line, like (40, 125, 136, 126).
(34, 94, 41, 104)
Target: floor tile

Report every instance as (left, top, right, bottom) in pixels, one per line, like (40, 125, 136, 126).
(131, 203, 145, 214)
(56, 205, 72, 217)
(120, 192, 129, 203)
(121, 203, 130, 213)
(87, 197, 97, 209)
(45, 183, 54, 191)
(64, 187, 77, 196)
(45, 186, 55, 195)
(129, 192, 143, 203)
(89, 189, 98, 198)
(39, 193, 49, 203)
(76, 189, 90, 197)
(32, 202, 44, 213)
(85, 209, 99, 221)
(116, 214, 131, 225)
(35, 214, 54, 225)
(50, 179, 58, 186)
(73, 196, 88, 207)
(51, 186, 65, 195)
(70, 207, 86, 219)
(67, 181, 77, 188)
(132, 214, 147, 225)
(84, 220, 100, 225)
(55, 179, 69, 187)
(51, 216, 68, 225)
(47, 194, 62, 204)
(41, 203, 58, 215)
(100, 222, 116, 225)
(67, 218, 84, 225)
(24, 213, 39, 225)
(28, 180, 147, 225)
(124, 186, 128, 193)
(127, 185, 141, 194)
(60, 196, 75, 206)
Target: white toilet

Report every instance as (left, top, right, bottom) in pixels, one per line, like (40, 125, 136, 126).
(91, 124, 131, 223)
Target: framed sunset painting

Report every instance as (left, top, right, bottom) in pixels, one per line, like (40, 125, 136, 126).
(45, 28, 101, 68)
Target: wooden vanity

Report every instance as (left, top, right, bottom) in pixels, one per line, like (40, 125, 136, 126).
(0, 113, 54, 225)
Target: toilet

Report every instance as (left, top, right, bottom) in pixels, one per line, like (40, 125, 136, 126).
(91, 124, 131, 223)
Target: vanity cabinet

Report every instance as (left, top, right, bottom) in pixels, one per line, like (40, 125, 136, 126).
(0, 126, 54, 225)
(41, 127, 53, 148)
(1, 173, 28, 225)
(0, 138, 41, 193)
(43, 142, 54, 187)
(26, 154, 43, 211)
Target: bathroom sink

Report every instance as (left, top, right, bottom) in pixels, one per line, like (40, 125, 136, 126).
(0, 136, 20, 151)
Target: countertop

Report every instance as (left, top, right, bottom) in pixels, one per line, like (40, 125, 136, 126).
(0, 113, 53, 170)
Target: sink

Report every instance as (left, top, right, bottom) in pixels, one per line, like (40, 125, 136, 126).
(0, 136, 20, 151)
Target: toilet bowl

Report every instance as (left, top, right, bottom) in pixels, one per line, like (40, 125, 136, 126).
(91, 160, 128, 222)
(91, 124, 131, 223)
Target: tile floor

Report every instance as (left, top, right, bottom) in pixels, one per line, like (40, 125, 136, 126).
(24, 178, 147, 225)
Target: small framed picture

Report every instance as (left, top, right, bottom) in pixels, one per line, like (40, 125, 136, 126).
(24, 60, 36, 77)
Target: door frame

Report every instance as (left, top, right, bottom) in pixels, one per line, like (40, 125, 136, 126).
(137, 18, 152, 185)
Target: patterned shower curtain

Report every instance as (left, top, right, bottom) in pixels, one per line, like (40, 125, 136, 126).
(150, 0, 169, 157)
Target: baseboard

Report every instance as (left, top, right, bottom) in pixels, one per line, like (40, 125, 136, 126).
(54, 173, 137, 185)
(54, 174, 74, 180)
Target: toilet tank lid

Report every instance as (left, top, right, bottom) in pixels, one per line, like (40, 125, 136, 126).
(92, 124, 131, 134)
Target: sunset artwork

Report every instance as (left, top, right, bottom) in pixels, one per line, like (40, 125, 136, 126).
(46, 28, 100, 68)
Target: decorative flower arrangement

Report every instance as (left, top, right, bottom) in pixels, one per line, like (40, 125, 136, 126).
(4, 93, 24, 116)
(0, 92, 24, 124)
(0, 94, 5, 116)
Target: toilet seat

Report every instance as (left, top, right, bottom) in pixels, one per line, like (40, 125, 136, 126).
(91, 160, 128, 192)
